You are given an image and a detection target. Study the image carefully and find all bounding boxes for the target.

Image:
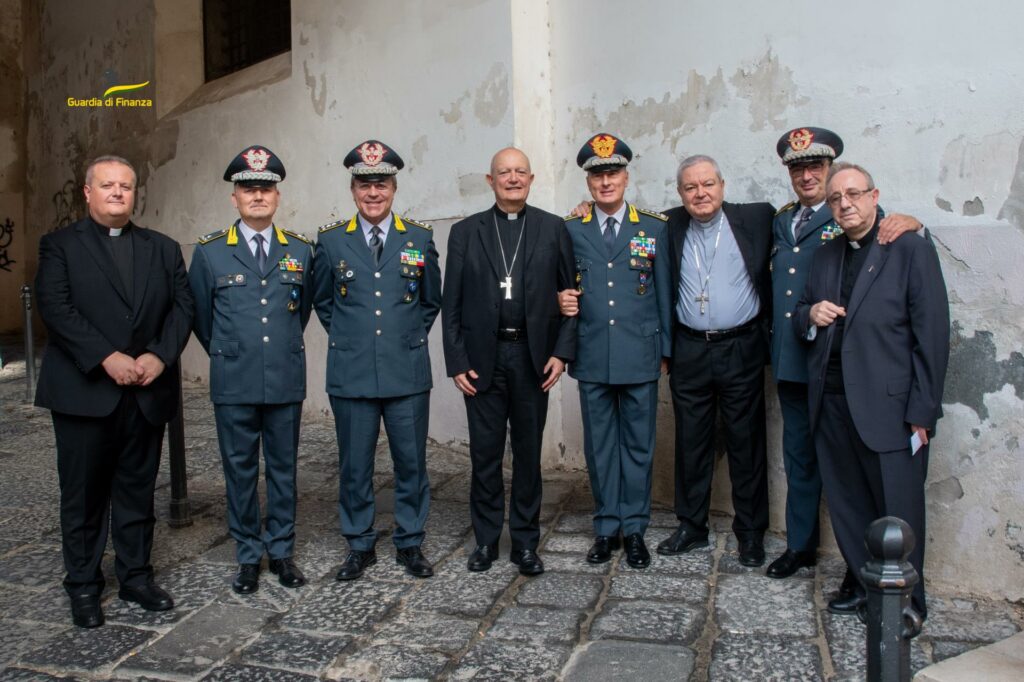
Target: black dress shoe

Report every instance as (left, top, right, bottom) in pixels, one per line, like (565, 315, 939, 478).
(336, 549, 376, 581)
(118, 581, 174, 611)
(624, 533, 651, 569)
(838, 568, 858, 598)
(509, 549, 544, 576)
(269, 558, 305, 588)
(70, 594, 104, 628)
(467, 544, 498, 572)
(766, 549, 817, 579)
(738, 538, 766, 567)
(829, 591, 867, 615)
(586, 535, 621, 564)
(396, 546, 434, 578)
(656, 524, 709, 556)
(233, 563, 261, 594)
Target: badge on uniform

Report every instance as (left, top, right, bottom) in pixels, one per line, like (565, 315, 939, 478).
(337, 259, 352, 297)
(821, 223, 842, 241)
(279, 255, 303, 272)
(287, 287, 300, 312)
(629, 233, 656, 259)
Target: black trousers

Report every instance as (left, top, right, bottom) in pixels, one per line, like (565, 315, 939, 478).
(465, 339, 548, 551)
(816, 392, 929, 617)
(668, 324, 769, 539)
(53, 394, 164, 597)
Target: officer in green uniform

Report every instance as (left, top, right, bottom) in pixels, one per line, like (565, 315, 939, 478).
(189, 146, 314, 594)
(560, 134, 672, 569)
(313, 140, 442, 580)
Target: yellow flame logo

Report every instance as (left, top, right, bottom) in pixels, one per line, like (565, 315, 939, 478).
(102, 81, 150, 98)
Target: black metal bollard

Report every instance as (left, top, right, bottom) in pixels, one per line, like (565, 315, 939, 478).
(167, 365, 192, 528)
(861, 516, 923, 682)
(21, 285, 36, 402)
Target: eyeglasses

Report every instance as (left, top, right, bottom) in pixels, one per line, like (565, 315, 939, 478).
(826, 188, 873, 207)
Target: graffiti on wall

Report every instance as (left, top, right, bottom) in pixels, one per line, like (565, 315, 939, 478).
(51, 180, 77, 231)
(0, 217, 15, 272)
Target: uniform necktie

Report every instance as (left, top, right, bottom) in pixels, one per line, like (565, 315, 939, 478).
(369, 225, 383, 265)
(604, 216, 617, 255)
(253, 233, 267, 272)
(794, 206, 814, 242)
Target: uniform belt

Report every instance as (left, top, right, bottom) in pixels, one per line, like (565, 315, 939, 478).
(496, 328, 527, 341)
(676, 319, 758, 342)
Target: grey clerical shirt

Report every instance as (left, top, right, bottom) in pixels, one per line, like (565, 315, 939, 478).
(676, 210, 760, 330)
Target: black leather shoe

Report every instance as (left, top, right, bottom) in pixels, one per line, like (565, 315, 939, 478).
(269, 558, 305, 588)
(838, 568, 858, 598)
(396, 546, 434, 578)
(624, 533, 651, 569)
(829, 591, 867, 615)
(510, 549, 544, 576)
(586, 535, 621, 564)
(336, 549, 376, 581)
(232, 563, 261, 594)
(467, 544, 498, 572)
(656, 524, 709, 556)
(118, 581, 174, 611)
(70, 594, 104, 628)
(766, 549, 817, 578)
(738, 538, 766, 567)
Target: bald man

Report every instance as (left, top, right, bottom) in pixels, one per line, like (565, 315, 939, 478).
(442, 148, 576, 575)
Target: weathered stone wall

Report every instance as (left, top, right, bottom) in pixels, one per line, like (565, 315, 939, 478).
(0, 0, 27, 334)
(17, 0, 1023, 601)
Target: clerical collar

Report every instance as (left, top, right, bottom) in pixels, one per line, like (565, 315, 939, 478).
(847, 222, 879, 250)
(691, 209, 724, 230)
(94, 218, 130, 237)
(493, 204, 524, 221)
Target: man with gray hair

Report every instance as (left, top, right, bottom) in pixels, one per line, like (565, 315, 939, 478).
(659, 155, 774, 567)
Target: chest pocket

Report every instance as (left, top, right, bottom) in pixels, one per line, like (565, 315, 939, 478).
(279, 271, 303, 286)
(216, 274, 247, 288)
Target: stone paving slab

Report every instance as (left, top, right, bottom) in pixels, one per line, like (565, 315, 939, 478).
(200, 663, 320, 681)
(239, 630, 351, 676)
(372, 612, 479, 652)
(709, 634, 824, 681)
(541, 532, 594, 555)
(116, 602, 271, 678)
(0, 620, 68, 670)
(922, 596, 1020, 643)
(450, 640, 572, 681)
(619, 546, 714, 576)
(562, 640, 695, 682)
(589, 599, 705, 645)
(515, 573, 603, 610)
(17, 623, 155, 676)
(0, 544, 66, 589)
(0, 668, 77, 681)
(487, 605, 583, 645)
(607, 572, 710, 604)
(716, 574, 817, 637)
(280, 579, 409, 636)
(105, 561, 235, 628)
(540, 551, 614, 575)
(334, 642, 451, 680)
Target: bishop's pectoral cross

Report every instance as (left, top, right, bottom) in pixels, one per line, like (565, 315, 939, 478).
(500, 276, 513, 300)
(695, 293, 709, 315)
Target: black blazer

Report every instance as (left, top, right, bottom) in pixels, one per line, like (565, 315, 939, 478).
(34, 217, 194, 425)
(794, 230, 949, 452)
(665, 201, 775, 346)
(442, 204, 576, 391)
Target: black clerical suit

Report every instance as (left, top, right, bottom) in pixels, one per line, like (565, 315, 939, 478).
(795, 221, 948, 617)
(665, 201, 774, 540)
(35, 217, 193, 597)
(442, 204, 575, 550)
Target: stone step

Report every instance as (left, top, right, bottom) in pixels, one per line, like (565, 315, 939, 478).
(914, 632, 1024, 681)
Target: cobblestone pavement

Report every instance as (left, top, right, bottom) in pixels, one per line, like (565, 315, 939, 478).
(0, 354, 1020, 681)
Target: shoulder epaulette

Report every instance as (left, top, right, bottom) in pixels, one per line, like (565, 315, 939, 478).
(775, 200, 797, 216)
(197, 228, 228, 245)
(317, 219, 345, 234)
(282, 228, 311, 244)
(564, 214, 582, 222)
(403, 217, 433, 231)
(636, 207, 668, 221)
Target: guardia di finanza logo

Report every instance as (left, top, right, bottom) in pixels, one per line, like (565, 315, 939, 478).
(67, 73, 152, 108)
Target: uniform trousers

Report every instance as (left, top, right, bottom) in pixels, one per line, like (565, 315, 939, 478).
(668, 323, 769, 539)
(53, 394, 162, 597)
(578, 380, 658, 537)
(330, 392, 430, 551)
(465, 339, 547, 551)
(213, 402, 301, 564)
(815, 392, 929, 617)
(776, 379, 821, 552)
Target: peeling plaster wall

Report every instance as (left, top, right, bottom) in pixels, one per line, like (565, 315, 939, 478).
(19, 0, 1024, 600)
(546, 0, 1024, 602)
(0, 0, 27, 334)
